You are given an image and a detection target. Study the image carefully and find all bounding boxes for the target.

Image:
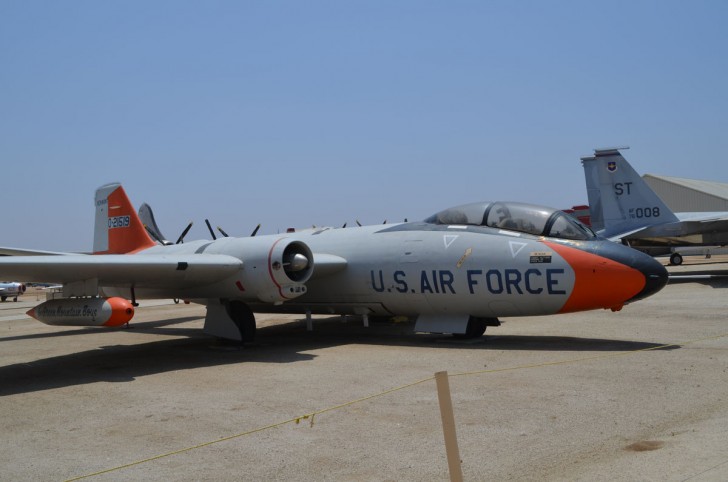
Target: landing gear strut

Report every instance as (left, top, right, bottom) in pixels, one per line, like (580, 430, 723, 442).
(228, 301, 256, 343)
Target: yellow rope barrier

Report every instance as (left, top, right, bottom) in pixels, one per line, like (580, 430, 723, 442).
(66, 331, 728, 481)
(65, 375, 435, 481)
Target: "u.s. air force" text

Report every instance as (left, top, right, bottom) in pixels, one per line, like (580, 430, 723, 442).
(370, 268, 567, 295)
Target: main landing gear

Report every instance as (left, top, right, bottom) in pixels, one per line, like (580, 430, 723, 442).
(454, 317, 500, 339)
(228, 300, 256, 343)
(669, 253, 683, 266)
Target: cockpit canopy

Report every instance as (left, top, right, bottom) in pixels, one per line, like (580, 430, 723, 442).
(423, 202, 596, 240)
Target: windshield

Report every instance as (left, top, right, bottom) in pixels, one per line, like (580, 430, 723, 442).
(424, 201, 595, 240)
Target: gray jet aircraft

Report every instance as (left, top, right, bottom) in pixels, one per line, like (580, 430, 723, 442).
(0, 183, 668, 341)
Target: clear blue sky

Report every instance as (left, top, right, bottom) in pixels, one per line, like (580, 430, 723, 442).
(2, 1, 727, 251)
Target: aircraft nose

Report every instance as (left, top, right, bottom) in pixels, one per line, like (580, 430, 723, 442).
(596, 241, 669, 303)
(626, 253, 669, 303)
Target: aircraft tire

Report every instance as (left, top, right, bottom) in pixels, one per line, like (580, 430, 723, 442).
(0, 296, 6, 302)
(670, 253, 683, 266)
(229, 301, 256, 343)
(454, 317, 488, 339)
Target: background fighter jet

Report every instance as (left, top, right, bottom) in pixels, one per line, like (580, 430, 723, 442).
(582, 148, 728, 265)
(0, 183, 668, 342)
(0, 281, 26, 302)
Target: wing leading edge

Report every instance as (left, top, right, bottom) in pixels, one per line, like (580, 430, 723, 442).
(0, 254, 242, 287)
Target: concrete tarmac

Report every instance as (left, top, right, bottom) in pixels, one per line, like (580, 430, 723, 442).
(1, 264, 727, 481)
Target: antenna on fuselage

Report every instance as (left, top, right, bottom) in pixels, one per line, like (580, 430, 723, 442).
(175, 222, 193, 244)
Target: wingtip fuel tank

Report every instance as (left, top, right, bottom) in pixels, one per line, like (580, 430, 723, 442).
(26, 297, 135, 327)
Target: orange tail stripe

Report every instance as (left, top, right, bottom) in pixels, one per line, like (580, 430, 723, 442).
(97, 186, 156, 254)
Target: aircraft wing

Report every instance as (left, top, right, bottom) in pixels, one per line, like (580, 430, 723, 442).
(604, 226, 647, 242)
(630, 218, 728, 238)
(0, 247, 75, 256)
(0, 254, 242, 287)
(676, 212, 728, 222)
(681, 218, 728, 228)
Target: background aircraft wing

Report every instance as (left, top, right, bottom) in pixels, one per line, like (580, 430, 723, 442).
(0, 254, 242, 288)
(0, 247, 75, 256)
(629, 218, 728, 237)
(604, 227, 647, 242)
(676, 212, 728, 222)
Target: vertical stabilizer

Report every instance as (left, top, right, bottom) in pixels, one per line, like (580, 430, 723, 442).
(581, 148, 679, 237)
(93, 183, 157, 254)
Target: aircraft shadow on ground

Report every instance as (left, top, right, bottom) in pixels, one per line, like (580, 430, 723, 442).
(0, 332, 316, 397)
(0, 316, 678, 397)
(667, 275, 728, 288)
(0, 317, 203, 343)
(256, 317, 681, 353)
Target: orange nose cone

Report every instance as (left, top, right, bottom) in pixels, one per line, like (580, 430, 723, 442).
(102, 297, 135, 327)
(26, 308, 37, 320)
(545, 242, 646, 314)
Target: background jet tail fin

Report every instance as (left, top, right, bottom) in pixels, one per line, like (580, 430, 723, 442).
(138, 202, 172, 245)
(93, 183, 157, 254)
(581, 148, 679, 237)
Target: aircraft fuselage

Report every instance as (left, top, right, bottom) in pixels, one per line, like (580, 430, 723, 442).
(103, 222, 664, 320)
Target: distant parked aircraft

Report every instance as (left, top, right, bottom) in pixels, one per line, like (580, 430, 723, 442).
(582, 147, 728, 265)
(0, 281, 26, 302)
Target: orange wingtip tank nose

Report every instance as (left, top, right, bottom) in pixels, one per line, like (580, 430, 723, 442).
(544, 242, 646, 313)
(103, 297, 135, 326)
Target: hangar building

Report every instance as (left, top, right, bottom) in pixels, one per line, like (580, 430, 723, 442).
(643, 174, 728, 212)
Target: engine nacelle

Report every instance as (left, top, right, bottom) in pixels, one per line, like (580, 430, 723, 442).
(26, 297, 135, 327)
(237, 238, 314, 303)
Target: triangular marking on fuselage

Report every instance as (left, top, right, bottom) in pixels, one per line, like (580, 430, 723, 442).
(509, 241, 527, 258)
(444, 235, 458, 249)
